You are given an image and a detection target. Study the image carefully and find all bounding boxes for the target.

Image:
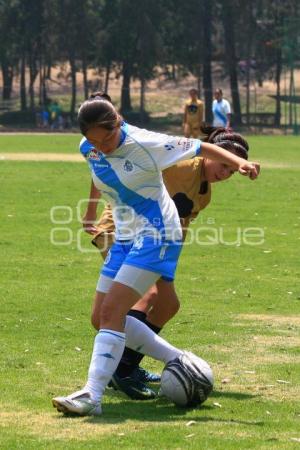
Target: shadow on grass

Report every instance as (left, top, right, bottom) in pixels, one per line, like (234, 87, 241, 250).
(211, 390, 259, 401)
(56, 392, 264, 427)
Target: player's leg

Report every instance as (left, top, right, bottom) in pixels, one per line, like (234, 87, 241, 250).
(52, 237, 183, 415)
(53, 269, 182, 415)
(91, 265, 159, 399)
(114, 280, 180, 386)
(184, 123, 191, 138)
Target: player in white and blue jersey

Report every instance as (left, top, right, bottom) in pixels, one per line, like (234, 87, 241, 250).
(212, 88, 231, 128)
(52, 93, 259, 416)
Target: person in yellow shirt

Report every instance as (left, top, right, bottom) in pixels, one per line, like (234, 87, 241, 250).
(183, 88, 204, 138)
(83, 126, 253, 400)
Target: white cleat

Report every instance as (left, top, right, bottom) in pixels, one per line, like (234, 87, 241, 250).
(52, 390, 102, 416)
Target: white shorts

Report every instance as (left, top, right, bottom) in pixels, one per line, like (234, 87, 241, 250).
(96, 264, 161, 297)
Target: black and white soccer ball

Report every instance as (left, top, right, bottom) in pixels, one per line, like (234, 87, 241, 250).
(160, 351, 214, 407)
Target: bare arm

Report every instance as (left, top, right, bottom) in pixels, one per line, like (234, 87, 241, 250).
(201, 142, 260, 180)
(82, 179, 101, 235)
(183, 105, 188, 125)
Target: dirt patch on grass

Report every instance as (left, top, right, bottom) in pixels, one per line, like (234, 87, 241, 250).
(0, 407, 147, 441)
(236, 314, 300, 326)
(0, 152, 82, 162)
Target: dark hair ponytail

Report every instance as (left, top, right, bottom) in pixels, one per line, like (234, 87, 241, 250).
(200, 125, 249, 160)
(78, 91, 121, 135)
(88, 91, 112, 103)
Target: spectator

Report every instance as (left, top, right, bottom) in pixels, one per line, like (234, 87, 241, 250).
(49, 101, 62, 129)
(212, 88, 231, 129)
(183, 88, 204, 138)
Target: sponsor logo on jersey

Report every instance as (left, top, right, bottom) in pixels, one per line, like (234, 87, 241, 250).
(177, 138, 193, 152)
(93, 161, 110, 168)
(123, 160, 134, 172)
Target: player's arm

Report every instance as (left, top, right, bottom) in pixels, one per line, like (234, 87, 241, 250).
(82, 179, 101, 235)
(183, 104, 188, 126)
(201, 142, 260, 179)
(225, 101, 231, 129)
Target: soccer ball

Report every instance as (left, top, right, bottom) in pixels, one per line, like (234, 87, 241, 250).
(160, 351, 214, 407)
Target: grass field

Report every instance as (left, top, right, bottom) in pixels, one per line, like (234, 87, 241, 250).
(0, 134, 299, 449)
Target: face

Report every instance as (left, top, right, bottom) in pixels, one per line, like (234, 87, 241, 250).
(214, 90, 222, 102)
(85, 126, 121, 154)
(203, 159, 236, 183)
(189, 89, 198, 101)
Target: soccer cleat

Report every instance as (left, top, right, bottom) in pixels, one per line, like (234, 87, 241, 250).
(110, 373, 157, 400)
(52, 390, 102, 416)
(132, 366, 161, 383)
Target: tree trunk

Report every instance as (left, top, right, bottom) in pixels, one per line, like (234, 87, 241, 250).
(82, 57, 88, 100)
(221, 0, 242, 126)
(140, 76, 146, 124)
(104, 62, 111, 93)
(70, 57, 77, 123)
(20, 56, 27, 111)
(202, 0, 213, 124)
(29, 56, 38, 111)
(120, 60, 132, 113)
(1, 63, 13, 100)
(274, 46, 282, 127)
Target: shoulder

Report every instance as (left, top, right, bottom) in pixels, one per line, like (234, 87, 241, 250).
(197, 100, 204, 106)
(79, 137, 94, 157)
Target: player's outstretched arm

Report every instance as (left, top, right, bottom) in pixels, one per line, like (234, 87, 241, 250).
(201, 142, 260, 180)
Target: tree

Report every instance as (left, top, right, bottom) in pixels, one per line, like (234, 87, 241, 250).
(220, 0, 242, 126)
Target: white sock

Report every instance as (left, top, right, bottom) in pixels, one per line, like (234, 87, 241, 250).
(125, 315, 181, 363)
(84, 329, 125, 403)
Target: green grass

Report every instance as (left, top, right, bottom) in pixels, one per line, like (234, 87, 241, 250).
(1, 133, 300, 163)
(0, 135, 299, 449)
(0, 134, 81, 153)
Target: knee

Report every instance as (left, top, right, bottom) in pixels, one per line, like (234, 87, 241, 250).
(99, 300, 117, 326)
(169, 296, 180, 318)
(91, 312, 100, 330)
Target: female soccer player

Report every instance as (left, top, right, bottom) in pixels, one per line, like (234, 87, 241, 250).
(52, 93, 259, 416)
(84, 126, 251, 400)
(183, 88, 204, 138)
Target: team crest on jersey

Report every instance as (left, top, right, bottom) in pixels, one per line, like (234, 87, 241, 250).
(123, 160, 133, 172)
(87, 149, 99, 160)
(164, 144, 175, 151)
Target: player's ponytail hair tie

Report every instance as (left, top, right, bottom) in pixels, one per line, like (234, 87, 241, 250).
(201, 125, 249, 160)
(78, 91, 122, 135)
(89, 91, 112, 103)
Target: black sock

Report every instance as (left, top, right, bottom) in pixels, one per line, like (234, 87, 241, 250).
(115, 310, 162, 379)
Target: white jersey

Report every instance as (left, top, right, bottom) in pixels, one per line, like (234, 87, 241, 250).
(80, 123, 202, 242)
(212, 98, 231, 127)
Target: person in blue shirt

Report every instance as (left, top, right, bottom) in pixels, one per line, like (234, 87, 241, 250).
(212, 88, 231, 129)
(52, 92, 260, 416)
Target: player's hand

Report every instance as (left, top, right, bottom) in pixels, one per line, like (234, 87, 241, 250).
(238, 161, 260, 180)
(82, 211, 98, 235)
